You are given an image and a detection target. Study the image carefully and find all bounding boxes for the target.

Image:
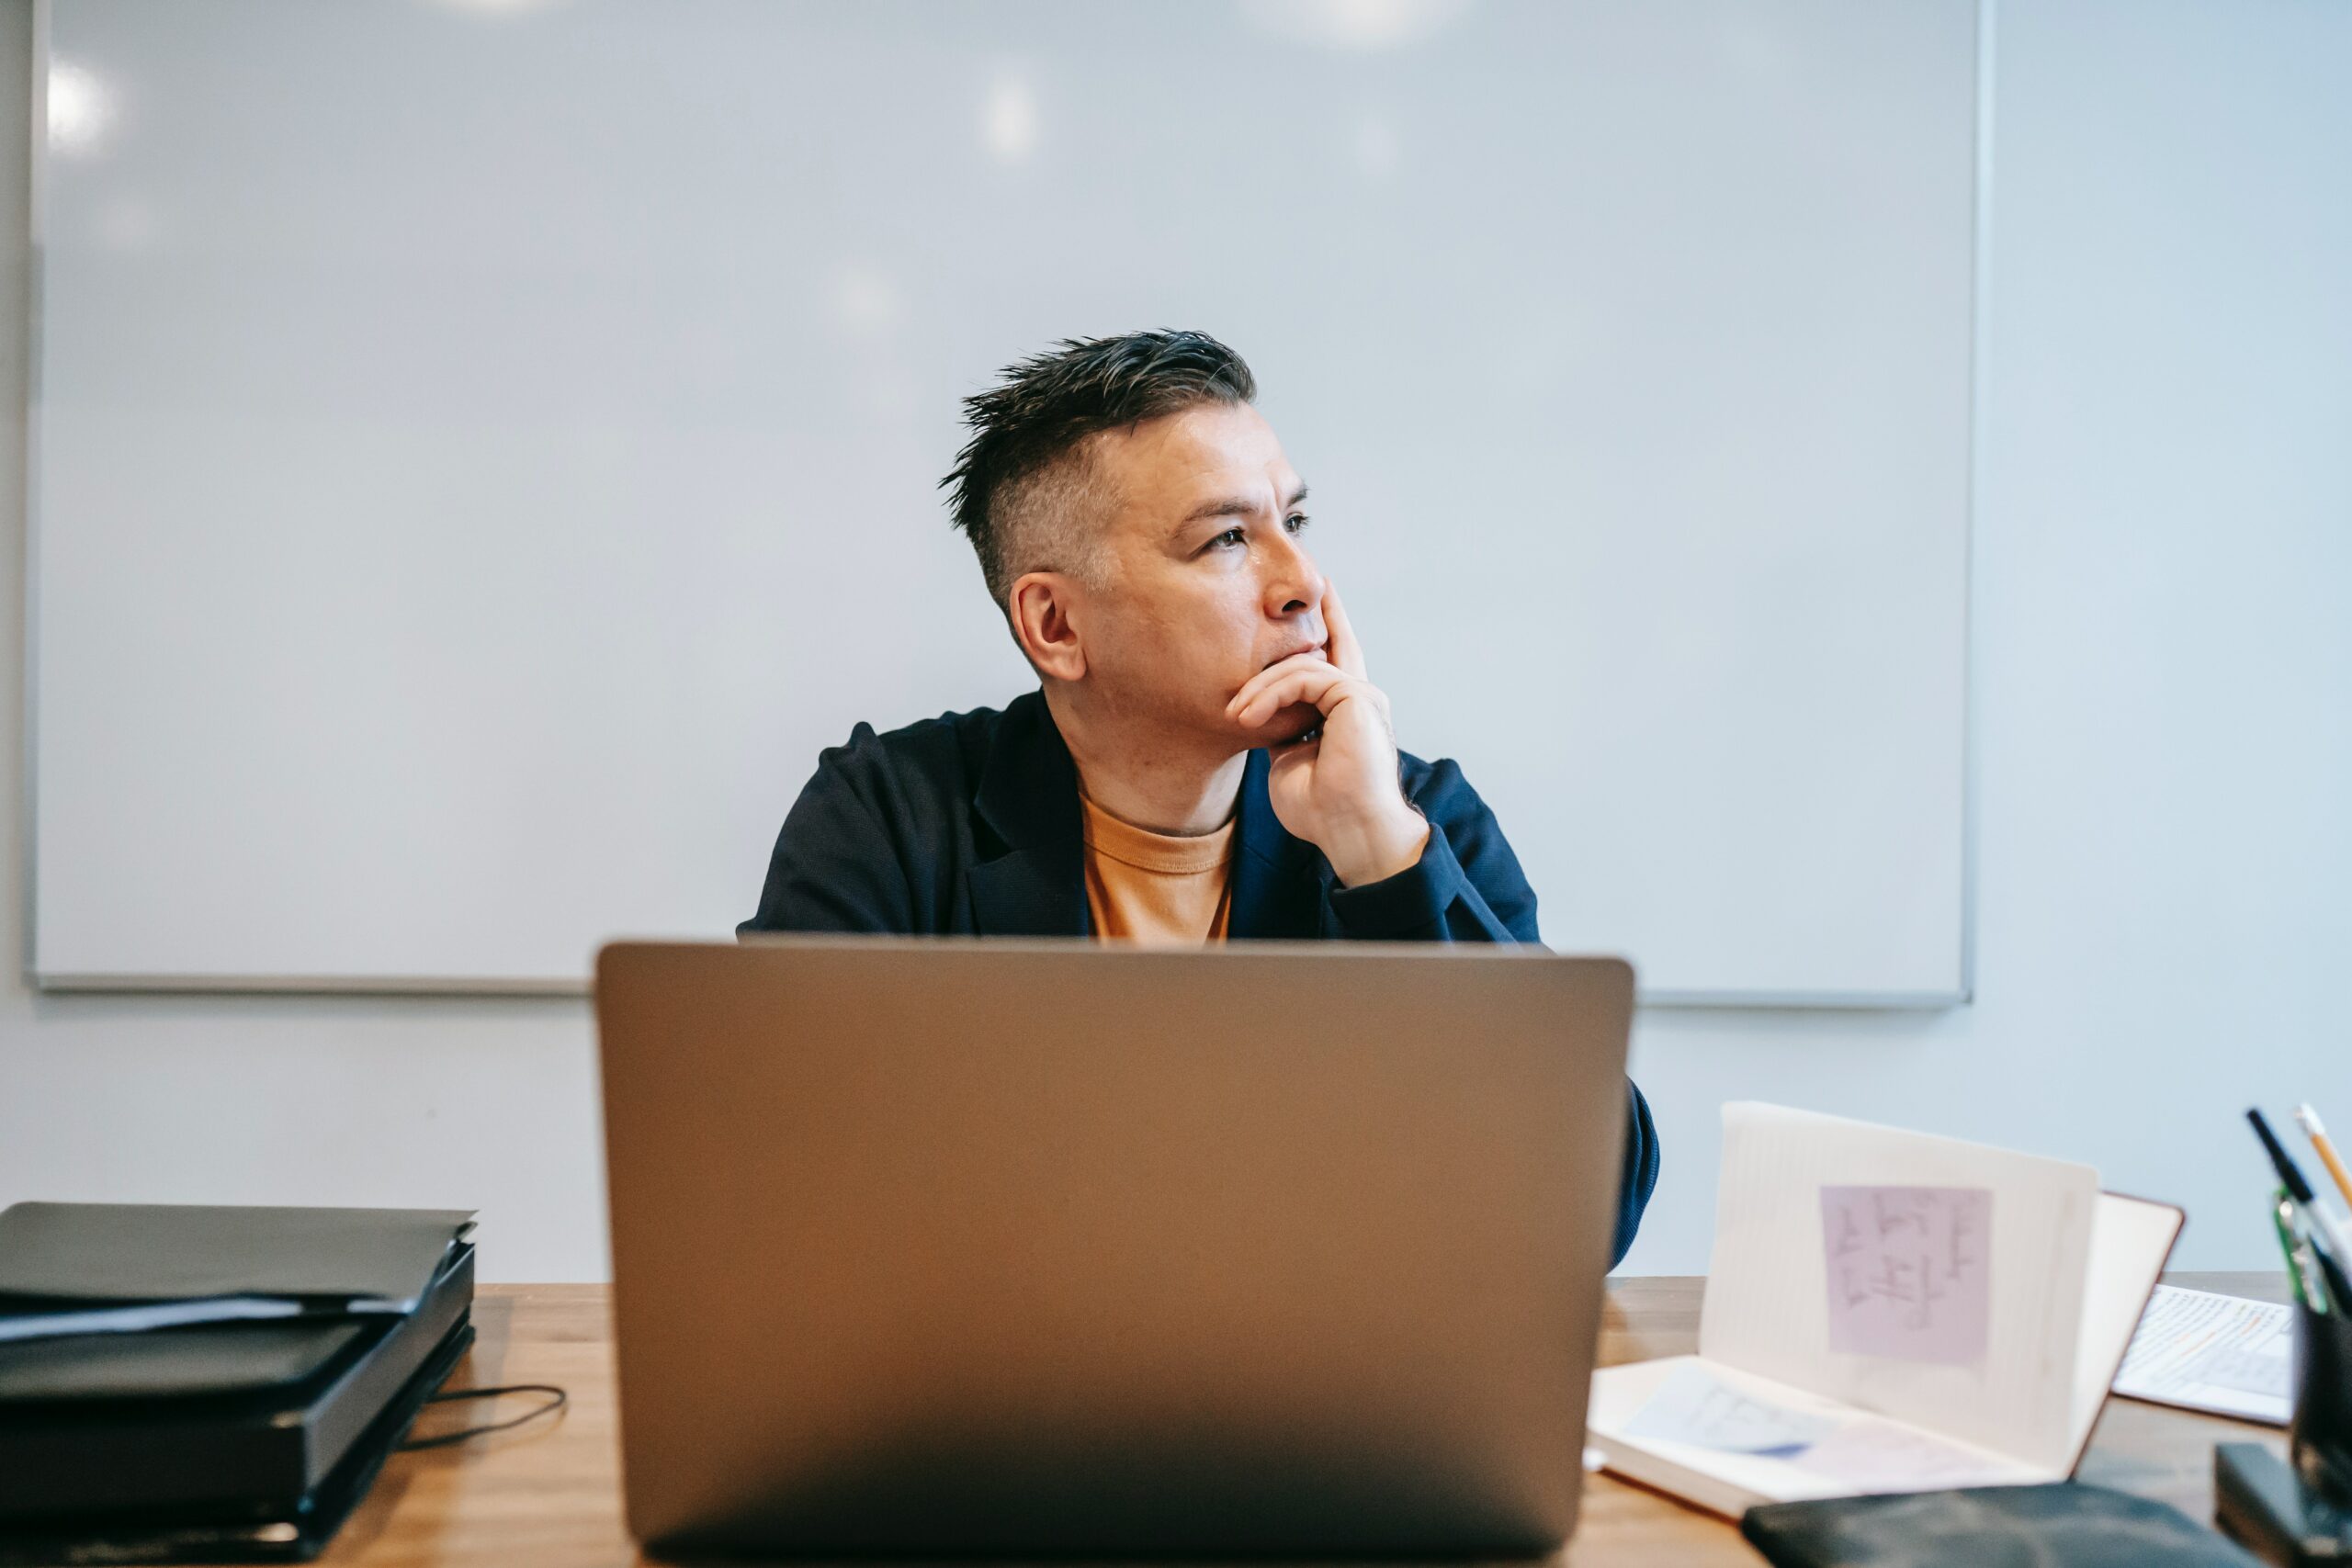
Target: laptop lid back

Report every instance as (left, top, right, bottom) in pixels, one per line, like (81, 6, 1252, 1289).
(596, 938, 1634, 1557)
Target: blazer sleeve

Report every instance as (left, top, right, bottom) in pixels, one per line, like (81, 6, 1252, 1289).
(1325, 756, 1537, 942)
(1326, 755, 1660, 1266)
(1613, 1080, 1662, 1268)
(738, 724, 916, 935)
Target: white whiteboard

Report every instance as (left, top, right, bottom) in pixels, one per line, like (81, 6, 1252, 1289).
(31, 0, 1975, 999)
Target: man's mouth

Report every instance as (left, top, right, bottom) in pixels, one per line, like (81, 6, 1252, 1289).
(1263, 641, 1328, 671)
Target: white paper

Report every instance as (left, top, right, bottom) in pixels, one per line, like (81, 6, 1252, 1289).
(1622, 1361, 1840, 1456)
(1702, 1103, 2100, 1471)
(1792, 1416, 2041, 1493)
(1594, 1112, 2181, 1518)
(2111, 1284, 2291, 1424)
(1589, 1354, 2062, 1518)
(0, 1295, 311, 1343)
(2064, 1191, 2189, 1460)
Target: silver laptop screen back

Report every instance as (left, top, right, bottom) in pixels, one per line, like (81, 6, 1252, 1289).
(596, 938, 1634, 1557)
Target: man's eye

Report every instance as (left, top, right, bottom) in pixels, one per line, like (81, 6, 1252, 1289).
(1285, 513, 1310, 533)
(1214, 526, 1247, 547)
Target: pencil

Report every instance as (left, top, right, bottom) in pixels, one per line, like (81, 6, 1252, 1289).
(2297, 1103, 2352, 1209)
(2249, 1107, 2352, 1303)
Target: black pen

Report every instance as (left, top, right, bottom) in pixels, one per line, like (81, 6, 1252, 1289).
(2250, 1108, 2319, 1203)
(2250, 1107, 2352, 1310)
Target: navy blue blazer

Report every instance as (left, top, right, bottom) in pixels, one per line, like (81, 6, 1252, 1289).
(741, 689, 1659, 1262)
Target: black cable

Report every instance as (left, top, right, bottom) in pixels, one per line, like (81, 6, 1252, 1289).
(396, 1382, 568, 1450)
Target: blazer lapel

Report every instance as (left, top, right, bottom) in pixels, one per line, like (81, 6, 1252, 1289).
(967, 691, 1091, 938)
(967, 699, 1328, 941)
(1227, 749, 1330, 940)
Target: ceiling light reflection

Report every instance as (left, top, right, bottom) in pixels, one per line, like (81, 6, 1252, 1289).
(982, 74, 1039, 164)
(1238, 0, 1474, 51)
(48, 61, 113, 155)
(424, 0, 574, 15)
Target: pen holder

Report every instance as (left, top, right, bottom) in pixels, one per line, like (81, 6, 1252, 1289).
(2290, 1292, 2352, 1507)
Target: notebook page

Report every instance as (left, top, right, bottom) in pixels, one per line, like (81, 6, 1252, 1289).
(1699, 1103, 2098, 1470)
(1588, 1355, 2049, 1515)
(2070, 1195, 2193, 1443)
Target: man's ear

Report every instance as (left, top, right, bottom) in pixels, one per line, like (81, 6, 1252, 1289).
(1007, 571, 1088, 682)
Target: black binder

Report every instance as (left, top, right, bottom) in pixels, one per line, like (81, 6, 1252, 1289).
(0, 1241, 475, 1517)
(0, 1313, 474, 1565)
(0, 1202, 475, 1341)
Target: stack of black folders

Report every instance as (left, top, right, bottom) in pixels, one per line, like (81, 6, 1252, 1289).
(0, 1202, 476, 1563)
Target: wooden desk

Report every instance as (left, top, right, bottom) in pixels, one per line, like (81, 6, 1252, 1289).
(322, 1274, 2289, 1566)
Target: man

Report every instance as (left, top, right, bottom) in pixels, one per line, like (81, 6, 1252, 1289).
(743, 330, 1657, 1262)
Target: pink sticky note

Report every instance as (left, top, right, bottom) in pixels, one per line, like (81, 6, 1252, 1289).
(1820, 1185, 1991, 1365)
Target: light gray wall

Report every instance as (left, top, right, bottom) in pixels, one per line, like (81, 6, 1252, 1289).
(3, 0, 2345, 1280)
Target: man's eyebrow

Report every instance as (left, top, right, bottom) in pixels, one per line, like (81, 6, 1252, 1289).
(1178, 484, 1310, 525)
(1181, 495, 1261, 525)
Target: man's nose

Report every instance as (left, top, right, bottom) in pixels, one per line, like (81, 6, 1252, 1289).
(1261, 528, 1325, 620)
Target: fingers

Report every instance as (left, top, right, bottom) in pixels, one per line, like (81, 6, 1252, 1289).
(1227, 654, 1381, 730)
(1227, 651, 1340, 726)
(1322, 578, 1367, 680)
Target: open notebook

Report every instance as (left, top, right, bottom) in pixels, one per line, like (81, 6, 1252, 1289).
(1588, 1104, 2183, 1518)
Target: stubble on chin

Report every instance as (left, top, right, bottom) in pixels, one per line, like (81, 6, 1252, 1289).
(1246, 700, 1324, 750)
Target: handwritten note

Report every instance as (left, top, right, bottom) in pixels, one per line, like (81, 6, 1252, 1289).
(1821, 1185, 1991, 1365)
(1622, 1363, 1839, 1457)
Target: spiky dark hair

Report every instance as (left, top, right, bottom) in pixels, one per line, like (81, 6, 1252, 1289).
(940, 330, 1258, 605)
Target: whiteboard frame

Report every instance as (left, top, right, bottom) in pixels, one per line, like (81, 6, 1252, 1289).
(20, 0, 49, 995)
(17, 0, 1992, 1010)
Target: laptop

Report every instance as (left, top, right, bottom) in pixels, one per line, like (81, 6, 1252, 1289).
(594, 937, 1634, 1558)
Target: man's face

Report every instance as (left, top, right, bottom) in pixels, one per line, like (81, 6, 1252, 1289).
(1070, 401, 1328, 749)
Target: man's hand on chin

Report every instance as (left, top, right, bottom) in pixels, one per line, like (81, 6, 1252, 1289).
(1225, 580, 1430, 888)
